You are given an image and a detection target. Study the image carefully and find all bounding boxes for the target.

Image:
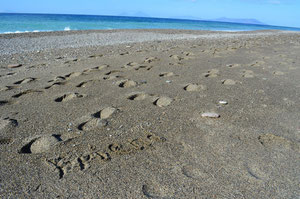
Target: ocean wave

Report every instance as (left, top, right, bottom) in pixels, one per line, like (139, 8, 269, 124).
(1, 30, 52, 34)
(64, 27, 71, 31)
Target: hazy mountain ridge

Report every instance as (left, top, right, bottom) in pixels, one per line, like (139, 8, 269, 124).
(212, 17, 265, 25)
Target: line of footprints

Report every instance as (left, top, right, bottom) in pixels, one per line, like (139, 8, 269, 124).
(1, 54, 292, 179)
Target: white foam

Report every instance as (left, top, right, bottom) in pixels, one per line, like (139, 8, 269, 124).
(64, 27, 71, 31)
(1, 30, 51, 34)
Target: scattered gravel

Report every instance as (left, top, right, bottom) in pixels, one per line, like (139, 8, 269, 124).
(0, 30, 296, 55)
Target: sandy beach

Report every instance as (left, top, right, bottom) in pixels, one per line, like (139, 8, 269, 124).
(0, 29, 300, 198)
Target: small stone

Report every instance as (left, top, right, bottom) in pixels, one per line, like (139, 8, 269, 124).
(155, 97, 173, 107)
(100, 107, 116, 119)
(219, 101, 228, 105)
(166, 80, 172, 83)
(8, 64, 22, 68)
(201, 112, 220, 118)
(30, 135, 61, 154)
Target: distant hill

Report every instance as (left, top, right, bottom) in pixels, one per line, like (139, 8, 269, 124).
(213, 17, 265, 25)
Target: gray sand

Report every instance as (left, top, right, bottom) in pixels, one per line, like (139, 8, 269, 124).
(0, 29, 300, 198)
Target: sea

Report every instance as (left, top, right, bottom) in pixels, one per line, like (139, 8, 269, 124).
(1, 13, 300, 34)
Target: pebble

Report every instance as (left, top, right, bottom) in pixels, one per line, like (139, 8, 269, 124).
(166, 80, 172, 83)
(201, 112, 220, 118)
(219, 101, 228, 105)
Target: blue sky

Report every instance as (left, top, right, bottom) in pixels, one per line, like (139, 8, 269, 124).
(1, 0, 300, 27)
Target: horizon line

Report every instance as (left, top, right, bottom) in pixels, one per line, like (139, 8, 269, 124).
(1, 12, 300, 29)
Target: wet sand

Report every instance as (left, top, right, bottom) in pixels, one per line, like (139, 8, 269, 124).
(0, 29, 300, 198)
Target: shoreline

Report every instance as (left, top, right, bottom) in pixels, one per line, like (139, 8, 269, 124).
(1, 29, 299, 56)
(0, 28, 291, 38)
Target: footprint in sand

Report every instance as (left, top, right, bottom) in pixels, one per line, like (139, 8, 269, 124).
(144, 57, 159, 63)
(242, 70, 255, 78)
(0, 118, 18, 145)
(273, 71, 285, 76)
(19, 134, 62, 154)
(0, 72, 16, 78)
(78, 118, 108, 131)
(14, 77, 36, 85)
(93, 107, 117, 119)
(203, 69, 219, 78)
(64, 72, 83, 79)
(0, 100, 11, 106)
(76, 80, 94, 88)
(83, 64, 109, 73)
(182, 51, 195, 57)
(119, 51, 129, 56)
(88, 54, 103, 58)
(77, 107, 117, 131)
(159, 72, 174, 77)
(142, 182, 174, 199)
(0, 118, 18, 135)
(135, 65, 153, 71)
(184, 84, 207, 92)
(245, 163, 268, 181)
(154, 97, 173, 107)
(222, 79, 236, 85)
(181, 165, 210, 180)
(54, 93, 85, 102)
(170, 54, 184, 61)
(103, 75, 124, 80)
(226, 64, 241, 68)
(122, 62, 139, 69)
(45, 82, 67, 89)
(64, 58, 78, 64)
(105, 70, 122, 75)
(7, 64, 22, 69)
(48, 76, 66, 83)
(12, 90, 43, 98)
(117, 80, 138, 88)
(250, 60, 265, 67)
(0, 86, 18, 92)
(128, 93, 148, 101)
(258, 133, 300, 152)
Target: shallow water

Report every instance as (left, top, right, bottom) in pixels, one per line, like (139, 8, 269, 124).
(1, 13, 300, 34)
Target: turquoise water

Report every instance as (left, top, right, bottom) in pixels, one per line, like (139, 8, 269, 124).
(1, 13, 300, 34)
